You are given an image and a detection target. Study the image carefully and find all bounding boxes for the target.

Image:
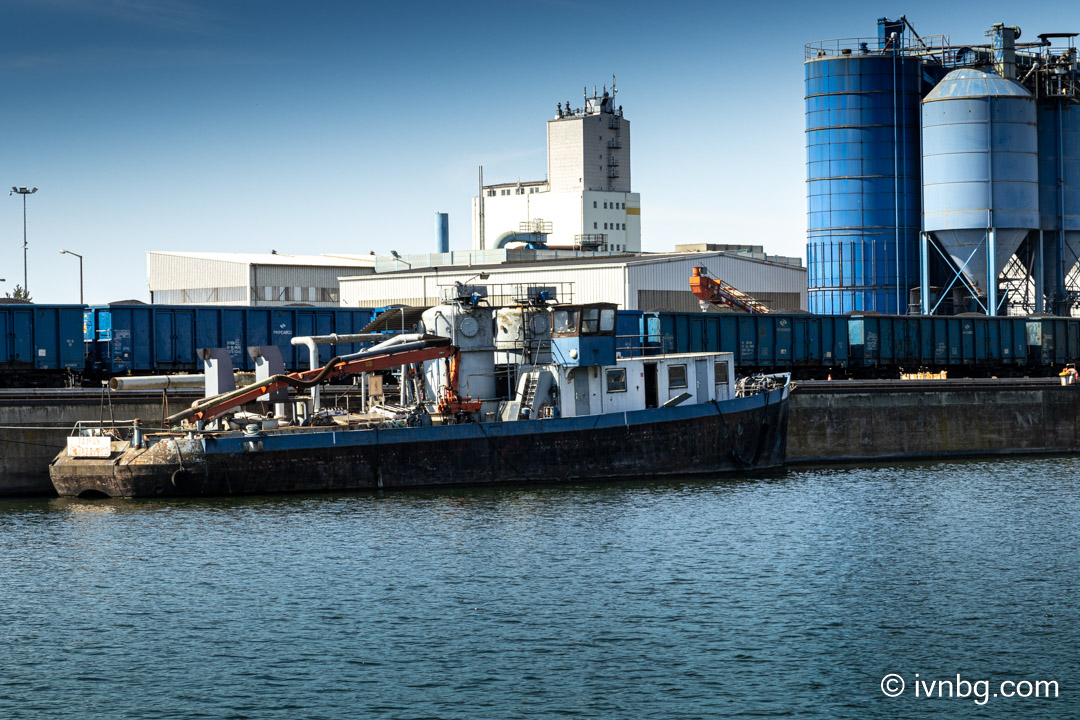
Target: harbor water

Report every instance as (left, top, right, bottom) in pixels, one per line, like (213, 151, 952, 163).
(1, 458, 1076, 718)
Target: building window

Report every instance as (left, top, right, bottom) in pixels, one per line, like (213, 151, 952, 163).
(486, 190, 495, 197)
(669, 364, 688, 389)
(604, 223, 608, 230)
(603, 201, 608, 209)
(593, 201, 597, 208)
(606, 368, 627, 393)
(593, 222, 597, 229)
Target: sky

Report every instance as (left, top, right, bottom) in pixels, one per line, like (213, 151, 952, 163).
(1, 0, 1074, 304)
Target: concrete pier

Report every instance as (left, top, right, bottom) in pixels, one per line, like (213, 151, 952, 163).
(0, 389, 201, 496)
(787, 379, 1080, 463)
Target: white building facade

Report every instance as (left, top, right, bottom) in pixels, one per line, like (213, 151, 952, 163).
(472, 82, 641, 254)
(148, 251, 376, 306)
(338, 252, 806, 313)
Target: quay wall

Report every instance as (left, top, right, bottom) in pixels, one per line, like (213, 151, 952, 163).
(788, 384, 1080, 462)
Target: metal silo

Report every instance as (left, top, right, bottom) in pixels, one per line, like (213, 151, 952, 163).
(920, 68, 1039, 315)
(1036, 101, 1080, 312)
(805, 26, 924, 314)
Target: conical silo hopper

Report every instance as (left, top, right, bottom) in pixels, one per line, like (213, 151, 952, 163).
(922, 68, 1039, 312)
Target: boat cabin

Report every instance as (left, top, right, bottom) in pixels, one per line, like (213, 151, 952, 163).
(550, 303, 617, 367)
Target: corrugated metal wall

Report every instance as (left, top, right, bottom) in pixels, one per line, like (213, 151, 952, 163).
(340, 265, 628, 308)
(148, 253, 247, 291)
(340, 254, 806, 311)
(627, 255, 807, 311)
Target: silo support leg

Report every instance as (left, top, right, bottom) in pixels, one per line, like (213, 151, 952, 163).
(987, 229, 998, 317)
(920, 232, 931, 315)
(1034, 230, 1044, 314)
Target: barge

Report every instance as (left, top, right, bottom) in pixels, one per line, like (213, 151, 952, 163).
(50, 296, 791, 497)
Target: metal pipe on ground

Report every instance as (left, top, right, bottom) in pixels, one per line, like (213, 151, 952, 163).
(109, 374, 255, 391)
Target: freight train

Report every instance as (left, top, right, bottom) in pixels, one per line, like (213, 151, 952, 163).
(1, 302, 378, 387)
(620, 311, 1080, 379)
(3, 301, 1079, 386)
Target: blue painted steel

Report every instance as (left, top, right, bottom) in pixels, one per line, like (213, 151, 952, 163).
(805, 52, 923, 314)
(86, 304, 378, 376)
(551, 336, 616, 367)
(615, 311, 661, 357)
(436, 212, 450, 253)
(922, 69, 1039, 301)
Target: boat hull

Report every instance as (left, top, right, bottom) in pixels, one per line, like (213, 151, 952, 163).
(50, 387, 789, 498)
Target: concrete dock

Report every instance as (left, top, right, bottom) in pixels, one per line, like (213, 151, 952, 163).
(0, 388, 202, 496)
(787, 378, 1080, 463)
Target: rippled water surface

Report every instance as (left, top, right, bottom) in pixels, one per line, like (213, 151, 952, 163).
(1, 458, 1077, 718)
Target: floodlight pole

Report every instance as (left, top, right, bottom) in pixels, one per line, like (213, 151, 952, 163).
(10, 186, 38, 294)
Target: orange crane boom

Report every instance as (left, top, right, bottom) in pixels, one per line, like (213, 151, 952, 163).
(689, 266, 771, 314)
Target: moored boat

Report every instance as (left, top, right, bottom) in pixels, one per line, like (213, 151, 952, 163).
(49, 296, 791, 497)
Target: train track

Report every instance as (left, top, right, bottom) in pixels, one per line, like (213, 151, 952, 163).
(796, 377, 1069, 393)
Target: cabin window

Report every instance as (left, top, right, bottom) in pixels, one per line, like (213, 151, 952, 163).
(714, 360, 729, 386)
(669, 364, 688, 389)
(580, 307, 601, 334)
(606, 368, 627, 393)
(553, 309, 579, 334)
(599, 308, 615, 333)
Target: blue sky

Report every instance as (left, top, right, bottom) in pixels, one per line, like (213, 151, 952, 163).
(1, 0, 1073, 303)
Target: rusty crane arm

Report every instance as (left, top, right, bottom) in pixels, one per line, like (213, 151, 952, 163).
(167, 336, 456, 426)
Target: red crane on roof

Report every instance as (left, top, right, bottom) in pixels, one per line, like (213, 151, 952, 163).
(689, 266, 771, 314)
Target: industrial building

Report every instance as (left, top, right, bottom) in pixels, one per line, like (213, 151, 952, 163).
(472, 80, 642, 254)
(338, 250, 806, 313)
(147, 251, 375, 306)
(806, 17, 1079, 316)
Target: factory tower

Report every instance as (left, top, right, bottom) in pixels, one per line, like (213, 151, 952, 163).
(472, 80, 642, 254)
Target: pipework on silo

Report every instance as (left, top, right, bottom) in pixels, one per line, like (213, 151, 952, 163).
(805, 17, 1080, 317)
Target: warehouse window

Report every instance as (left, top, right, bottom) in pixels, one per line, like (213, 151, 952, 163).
(669, 364, 688, 389)
(320, 288, 339, 303)
(606, 368, 627, 393)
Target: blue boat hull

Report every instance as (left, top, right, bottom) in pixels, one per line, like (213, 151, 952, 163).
(50, 388, 790, 497)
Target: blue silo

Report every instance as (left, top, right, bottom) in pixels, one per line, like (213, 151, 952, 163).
(805, 31, 924, 314)
(1036, 101, 1080, 312)
(921, 68, 1039, 315)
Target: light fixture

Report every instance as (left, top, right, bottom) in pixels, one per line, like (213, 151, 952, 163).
(59, 249, 84, 304)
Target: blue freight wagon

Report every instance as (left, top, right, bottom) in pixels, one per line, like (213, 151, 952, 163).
(645, 311, 1080, 378)
(85, 304, 379, 377)
(0, 303, 85, 386)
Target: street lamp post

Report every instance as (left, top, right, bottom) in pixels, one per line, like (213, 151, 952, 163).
(59, 250, 83, 304)
(10, 186, 38, 294)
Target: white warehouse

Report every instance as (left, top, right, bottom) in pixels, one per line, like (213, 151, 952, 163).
(338, 251, 806, 312)
(147, 251, 376, 306)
